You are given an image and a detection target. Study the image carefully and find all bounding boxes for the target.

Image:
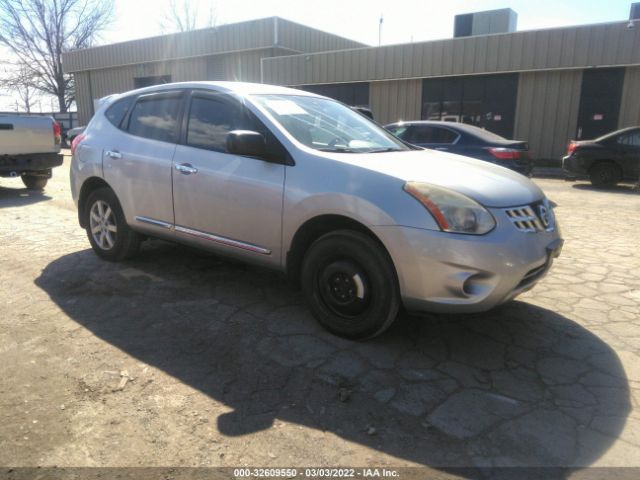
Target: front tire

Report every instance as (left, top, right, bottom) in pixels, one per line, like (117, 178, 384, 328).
(301, 230, 400, 339)
(22, 175, 48, 190)
(590, 162, 620, 187)
(84, 188, 141, 261)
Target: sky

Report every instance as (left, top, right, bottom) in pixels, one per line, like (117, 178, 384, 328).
(0, 0, 635, 111)
(104, 0, 634, 46)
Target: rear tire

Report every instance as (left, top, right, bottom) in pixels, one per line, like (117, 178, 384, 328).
(21, 175, 48, 190)
(590, 162, 621, 187)
(84, 188, 141, 261)
(301, 230, 400, 339)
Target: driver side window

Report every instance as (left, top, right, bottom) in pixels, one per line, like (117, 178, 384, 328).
(186, 95, 242, 152)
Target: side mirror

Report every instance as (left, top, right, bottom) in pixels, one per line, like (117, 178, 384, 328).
(226, 130, 267, 158)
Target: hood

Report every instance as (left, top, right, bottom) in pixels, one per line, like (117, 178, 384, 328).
(330, 149, 544, 208)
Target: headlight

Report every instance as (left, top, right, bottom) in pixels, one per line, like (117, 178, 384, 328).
(404, 182, 496, 235)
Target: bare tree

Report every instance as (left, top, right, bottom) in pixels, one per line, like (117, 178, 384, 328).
(0, 61, 39, 112)
(161, 0, 216, 33)
(0, 0, 114, 113)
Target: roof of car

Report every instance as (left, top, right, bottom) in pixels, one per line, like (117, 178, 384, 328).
(110, 81, 322, 100)
(385, 120, 513, 142)
(595, 126, 640, 141)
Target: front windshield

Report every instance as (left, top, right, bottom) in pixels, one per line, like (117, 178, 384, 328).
(252, 94, 409, 153)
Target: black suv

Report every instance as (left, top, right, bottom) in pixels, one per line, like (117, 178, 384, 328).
(563, 127, 640, 187)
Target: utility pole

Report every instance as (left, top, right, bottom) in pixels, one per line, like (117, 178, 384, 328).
(379, 15, 383, 46)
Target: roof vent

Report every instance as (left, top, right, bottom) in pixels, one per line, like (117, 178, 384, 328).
(454, 8, 517, 38)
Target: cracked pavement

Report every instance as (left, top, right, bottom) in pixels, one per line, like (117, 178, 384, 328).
(1, 158, 639, 471)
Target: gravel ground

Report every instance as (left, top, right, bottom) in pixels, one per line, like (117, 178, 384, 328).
(1, 157, 639, 473)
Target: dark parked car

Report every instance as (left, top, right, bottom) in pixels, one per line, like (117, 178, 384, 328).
(384, 121, 532, 176)
(563, 127, 640, 187)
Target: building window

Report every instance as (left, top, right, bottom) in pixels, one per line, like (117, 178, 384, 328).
(421, 73, 518, 139)
(133, 75, 172, 89)
(297, 82, 370, 107)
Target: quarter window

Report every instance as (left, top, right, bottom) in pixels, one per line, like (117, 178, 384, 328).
(105, 96, 135, 129)
(127, 94, 182, 143)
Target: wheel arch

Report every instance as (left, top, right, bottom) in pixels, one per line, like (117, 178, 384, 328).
(77, 177, 113, 228)
(285, 214, 397, 288)
(589, 159, 623, 175)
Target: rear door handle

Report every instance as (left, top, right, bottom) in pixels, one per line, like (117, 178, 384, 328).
(106, 150, 122, 159)
(175, 163, 198, 175)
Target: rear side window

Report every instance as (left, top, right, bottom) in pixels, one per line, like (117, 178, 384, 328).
(105, 96, 135, 128)
(187, 95, 242, 151)
(411, 126, 458, 144)
(127, 94, 182, 143)
(616, 131, 640, 146)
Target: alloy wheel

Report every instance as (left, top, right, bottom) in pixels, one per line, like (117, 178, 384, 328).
(89, 200, 117, 250)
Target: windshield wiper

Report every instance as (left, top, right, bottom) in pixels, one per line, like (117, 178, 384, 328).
(316, 147, 357, 153)
(367, 147, 404, 153)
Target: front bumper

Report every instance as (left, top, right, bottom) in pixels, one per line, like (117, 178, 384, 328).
(372, 208, 562, 314)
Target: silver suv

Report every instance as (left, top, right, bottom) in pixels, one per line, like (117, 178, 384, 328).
(71, 82, 562, 339)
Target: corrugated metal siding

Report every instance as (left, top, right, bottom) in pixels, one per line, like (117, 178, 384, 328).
(275, 18, 365, 53)
(76, 51, 282, 122)
(63, 18, 275, 72)
(369, 79, 422, 125)
(207, 50, 272, 82)
(619, 66, 640, 127)
(74, 71, 93, 124)
(87, 57, 207, 100)
(263, 21, 640, 85)
(63, 17, 365, 73)
(514, 70, 582, 161)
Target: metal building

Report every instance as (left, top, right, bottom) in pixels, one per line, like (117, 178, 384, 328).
(63, 7, 640, 163)
(63, 17, 365, 124)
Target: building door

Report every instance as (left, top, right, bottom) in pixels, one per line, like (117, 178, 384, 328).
(576, 68, 624, 140)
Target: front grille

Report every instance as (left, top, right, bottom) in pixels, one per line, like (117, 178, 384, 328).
(504, 200, 555, 233)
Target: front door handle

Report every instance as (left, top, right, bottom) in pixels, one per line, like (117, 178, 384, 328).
(106, 150, 122, 159)
(175, 163, 198, 175)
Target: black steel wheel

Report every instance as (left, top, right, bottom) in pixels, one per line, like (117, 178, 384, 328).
(301, 230, 400, 339)
(590, 162, 621, 188)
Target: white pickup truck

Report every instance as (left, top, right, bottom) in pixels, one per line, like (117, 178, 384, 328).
(0, 114, 64, 189)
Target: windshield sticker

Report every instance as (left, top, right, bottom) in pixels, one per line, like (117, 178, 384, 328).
(266, 100, 308, 116)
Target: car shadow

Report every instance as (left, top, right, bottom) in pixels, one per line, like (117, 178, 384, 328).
(0, 185, 52, 208)
(35, 241, 631, 471)
(572, 183, 640, 195)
